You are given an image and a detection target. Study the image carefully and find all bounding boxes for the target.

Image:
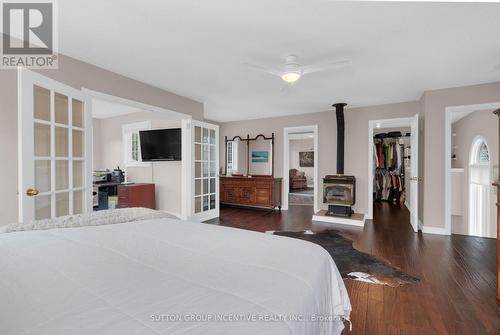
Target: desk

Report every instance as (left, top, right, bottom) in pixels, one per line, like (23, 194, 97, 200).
(93, 183, 155, 210)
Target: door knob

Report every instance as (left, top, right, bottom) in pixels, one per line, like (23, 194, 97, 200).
(409, 177, 422, 182)
(26, 188, 39, 197)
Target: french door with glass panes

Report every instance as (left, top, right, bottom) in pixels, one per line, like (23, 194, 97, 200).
(191, 121, 219, 221)
(18, 69, 92, 222)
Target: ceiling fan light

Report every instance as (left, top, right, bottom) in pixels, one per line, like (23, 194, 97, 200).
(281, 72, 301, 83)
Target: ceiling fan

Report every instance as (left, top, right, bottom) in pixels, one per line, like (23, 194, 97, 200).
(243, 54, 350, 85)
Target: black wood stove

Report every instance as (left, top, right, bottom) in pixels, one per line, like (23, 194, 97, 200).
(323, 103, 356, 217)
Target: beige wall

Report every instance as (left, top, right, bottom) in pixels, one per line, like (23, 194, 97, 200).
(94, 111, 183, 216)
(220, 82, 500, 231)
(220, 101, 420, 215)
(290, 139, 315, 186)
(422, 82, 500, 230)
(451, 110, 498, 237)
(0, 70, 19, 225)
(0, 47, 203, 225)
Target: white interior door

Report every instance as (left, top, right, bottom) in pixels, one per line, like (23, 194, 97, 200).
(190, 120, 219, 222)
(409, 114, 420, 232)
(18, 69, 92, 223)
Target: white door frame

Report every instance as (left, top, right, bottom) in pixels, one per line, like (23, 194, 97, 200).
(81, 88, 193, 220)
(283, 125, 319, 213)
(444, 102, 500, 236)
(368, 116, 419, 232)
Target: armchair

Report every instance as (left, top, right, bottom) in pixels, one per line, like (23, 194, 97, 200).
(289, 169, 307, 192)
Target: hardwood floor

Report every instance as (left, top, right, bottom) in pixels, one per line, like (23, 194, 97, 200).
(206, 203, 499, 335)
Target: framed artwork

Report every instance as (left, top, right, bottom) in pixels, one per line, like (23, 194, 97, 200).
(299, 151, 314, 167)
(252, 151, 269, 163)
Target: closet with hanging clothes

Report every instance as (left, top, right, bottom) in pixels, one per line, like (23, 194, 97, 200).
(373, 130, 410, 205)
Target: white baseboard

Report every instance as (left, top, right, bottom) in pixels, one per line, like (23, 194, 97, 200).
(418, 219, 424, 231)
(422, 226, 450, 235)
(312, 211, 365, 227)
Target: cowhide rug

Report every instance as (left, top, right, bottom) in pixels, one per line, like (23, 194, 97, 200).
(269, 229, 419, 287)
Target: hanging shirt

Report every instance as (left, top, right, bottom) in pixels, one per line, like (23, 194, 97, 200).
(373, 144, 379, 176)
(396, 144, 402, 173)
(378, 143, 383, 168)
(387, 143, 393, 168)
(392, 143, 398, 170)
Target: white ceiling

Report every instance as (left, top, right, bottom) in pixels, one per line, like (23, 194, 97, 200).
(92, 99, 141, 119)
(59, 1, 500, 122)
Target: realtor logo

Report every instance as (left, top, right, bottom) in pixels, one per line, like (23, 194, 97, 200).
(1, 0, 58, 69)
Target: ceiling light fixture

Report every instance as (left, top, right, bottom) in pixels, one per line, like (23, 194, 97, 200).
(281, 71, 301, 83)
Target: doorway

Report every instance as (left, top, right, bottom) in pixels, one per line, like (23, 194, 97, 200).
(445, 104, 500, 238)
(89, 94, 187, 218)
(18, 69, 208, 222)
(288, 133, 315, 207)
(283, 125, 319, 213)
(368, 115, 420, 232)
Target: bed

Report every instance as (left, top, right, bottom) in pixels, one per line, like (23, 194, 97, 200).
(0, 209, 351, 335)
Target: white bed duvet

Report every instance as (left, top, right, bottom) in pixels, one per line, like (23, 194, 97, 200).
(0, 216, 351, 335)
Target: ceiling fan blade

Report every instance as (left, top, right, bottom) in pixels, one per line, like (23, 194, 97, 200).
(280, 84, 291, 93)
(302, 59, 351, 75)
(242, 62, 282, 78)
(280, 81, 298, 94)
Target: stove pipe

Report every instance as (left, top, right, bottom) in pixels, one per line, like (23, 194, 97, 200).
(333, 103, 347, 175)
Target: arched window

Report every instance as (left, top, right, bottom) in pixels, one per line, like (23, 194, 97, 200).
(469, 137, 490, 237)
(477, 142, 489, 163)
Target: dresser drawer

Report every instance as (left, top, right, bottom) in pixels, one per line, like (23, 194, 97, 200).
(222, 189, 238, 203)
(255, 188, 271, 205)
(118, 187, 129, 197)
(255, 180, 272, 188)
(117, 184, 155, 209)
(239, 187, 255, 203)
(223, 183, 237, 190)
(219, 177, 281, 210)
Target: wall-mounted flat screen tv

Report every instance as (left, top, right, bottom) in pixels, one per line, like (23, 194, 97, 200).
(139, 128, 181, 161)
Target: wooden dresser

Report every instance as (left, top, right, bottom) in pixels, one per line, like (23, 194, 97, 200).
(117, 183, 156, 209)
(220, 176, 282, 211)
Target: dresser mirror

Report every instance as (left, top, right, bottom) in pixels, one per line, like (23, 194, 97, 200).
(225, 137, 247, 176)
(248, 136, 273, 176)
(224, 134, 275, 177)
